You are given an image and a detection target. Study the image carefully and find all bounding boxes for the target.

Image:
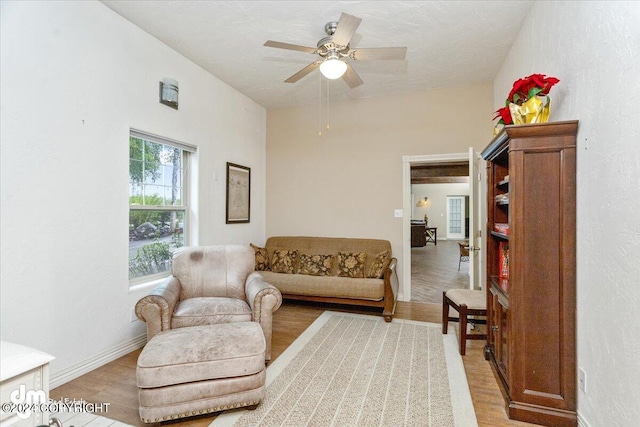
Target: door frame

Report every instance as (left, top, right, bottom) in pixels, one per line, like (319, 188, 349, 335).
(469, 147, 485, 291)
(401, 152, 469, 302)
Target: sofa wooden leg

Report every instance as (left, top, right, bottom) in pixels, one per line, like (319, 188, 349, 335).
(383, 314, 393, 322)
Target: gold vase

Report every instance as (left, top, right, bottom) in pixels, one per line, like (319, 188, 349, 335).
(509, 95, 551, 125)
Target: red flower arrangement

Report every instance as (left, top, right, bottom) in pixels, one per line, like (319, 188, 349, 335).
(494, 73, 560, 125)
(493, 106, 513, 125)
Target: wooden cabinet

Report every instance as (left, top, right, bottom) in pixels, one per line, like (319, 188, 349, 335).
(489, 284, 509, 380)
(411, 223, 426, 247)
(0, 341, 55, 426)
(481, 121, 578, 427)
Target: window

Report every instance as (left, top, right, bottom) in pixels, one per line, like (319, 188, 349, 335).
(128, 130, 195, 283)
(446, 196, 466, 239)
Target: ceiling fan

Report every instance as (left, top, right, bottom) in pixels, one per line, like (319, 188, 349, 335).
(264, 13, 407, 89)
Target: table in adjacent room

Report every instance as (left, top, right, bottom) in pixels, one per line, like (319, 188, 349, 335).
(425, 227, 437, 245)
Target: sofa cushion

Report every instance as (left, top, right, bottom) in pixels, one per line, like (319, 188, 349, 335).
(259, 271, 385, 301)
(336, 251, 366, 278)
(367, 250, 390, 278)
(298, 253, 333, 276)
(270, 249, 298, 274)
(250, 243, 270, 271)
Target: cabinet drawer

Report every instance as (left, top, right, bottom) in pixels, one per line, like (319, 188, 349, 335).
(1, 364, 51, 426)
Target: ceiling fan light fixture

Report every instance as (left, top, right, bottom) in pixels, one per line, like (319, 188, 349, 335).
(264, 12, 405, 88)
(319, 53, 347, 79)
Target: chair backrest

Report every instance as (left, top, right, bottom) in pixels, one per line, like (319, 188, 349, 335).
(458, 242, 470, 256)
(172, 245, 254, 300)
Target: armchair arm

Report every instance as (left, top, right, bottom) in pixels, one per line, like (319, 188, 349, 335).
(245, 272, 282, 360)
(246, 271, 283, 318)
(382, 258, 399, 322)
(135, 276, 181, 340)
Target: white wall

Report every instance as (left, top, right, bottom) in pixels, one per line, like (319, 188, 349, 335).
(266, 85, 494, 298)
(411, 183, 469, 236)
(0, 1, 266, 384)
(494, 2, 640, 426)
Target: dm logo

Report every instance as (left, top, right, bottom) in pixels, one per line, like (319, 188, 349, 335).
(9, 385, 46, 419)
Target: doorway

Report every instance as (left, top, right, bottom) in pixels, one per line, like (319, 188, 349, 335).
(401, 151, 484, 303)
(411, 181, 470, 303)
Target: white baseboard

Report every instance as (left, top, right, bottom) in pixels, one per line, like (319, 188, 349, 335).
(577, 412, 591, 427)
(50, 334, 147, 389)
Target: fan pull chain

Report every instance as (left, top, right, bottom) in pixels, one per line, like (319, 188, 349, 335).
(318, 72, 323, 137)
(326, 78, 330, 132)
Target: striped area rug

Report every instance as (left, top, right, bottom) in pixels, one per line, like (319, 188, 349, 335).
(211, 311, 477, 427)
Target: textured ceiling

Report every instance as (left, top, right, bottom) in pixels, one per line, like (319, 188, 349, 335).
(101, 1, 534, 109)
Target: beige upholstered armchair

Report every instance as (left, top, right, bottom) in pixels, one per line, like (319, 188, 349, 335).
(135, 245, 282, 360)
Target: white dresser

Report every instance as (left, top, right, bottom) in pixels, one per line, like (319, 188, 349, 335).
(0, 341, 55, 426)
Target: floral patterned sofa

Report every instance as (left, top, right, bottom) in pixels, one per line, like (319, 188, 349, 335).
(251, 236, 398, 321)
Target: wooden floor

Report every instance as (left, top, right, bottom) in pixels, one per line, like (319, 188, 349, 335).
(411, 239, 470, 303)
(50, 301, 539, 427)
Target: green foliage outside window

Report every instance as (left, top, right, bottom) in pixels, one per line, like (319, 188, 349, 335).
(129, 137, 161, 186)
(129, 240, 172, 277)
(129, 195, 164, 229)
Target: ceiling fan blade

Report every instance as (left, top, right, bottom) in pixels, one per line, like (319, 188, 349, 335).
(349, 47, 407, 61)
(342, 63, 363, 89)
(331, 13, 362, 47)
(264, 40, 316, 54)
(284, 60, 322, 83)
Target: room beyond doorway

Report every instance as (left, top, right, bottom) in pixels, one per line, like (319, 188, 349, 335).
(411, 240, 469, 303)
(402, 152, 476, 302)
(409, 158, 470, 303)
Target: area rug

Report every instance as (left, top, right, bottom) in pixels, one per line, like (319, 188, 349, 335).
(211, 311, 477, 427)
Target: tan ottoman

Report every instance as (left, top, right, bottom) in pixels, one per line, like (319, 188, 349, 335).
(137, 322, 266, 423)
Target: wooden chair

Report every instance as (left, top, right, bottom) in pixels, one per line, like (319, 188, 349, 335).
(457, 242, 470, 271)
(442, 289, 487, 355)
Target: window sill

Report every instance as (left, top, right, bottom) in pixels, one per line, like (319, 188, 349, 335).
(129, 276, 169, 293)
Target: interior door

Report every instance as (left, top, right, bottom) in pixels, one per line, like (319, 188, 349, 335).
(468, 147, 483, 290)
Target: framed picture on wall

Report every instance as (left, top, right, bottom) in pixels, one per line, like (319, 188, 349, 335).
(226, 162, 250, 224)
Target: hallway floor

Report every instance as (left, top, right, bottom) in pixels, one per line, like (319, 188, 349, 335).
(411, 239, 469, 303)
